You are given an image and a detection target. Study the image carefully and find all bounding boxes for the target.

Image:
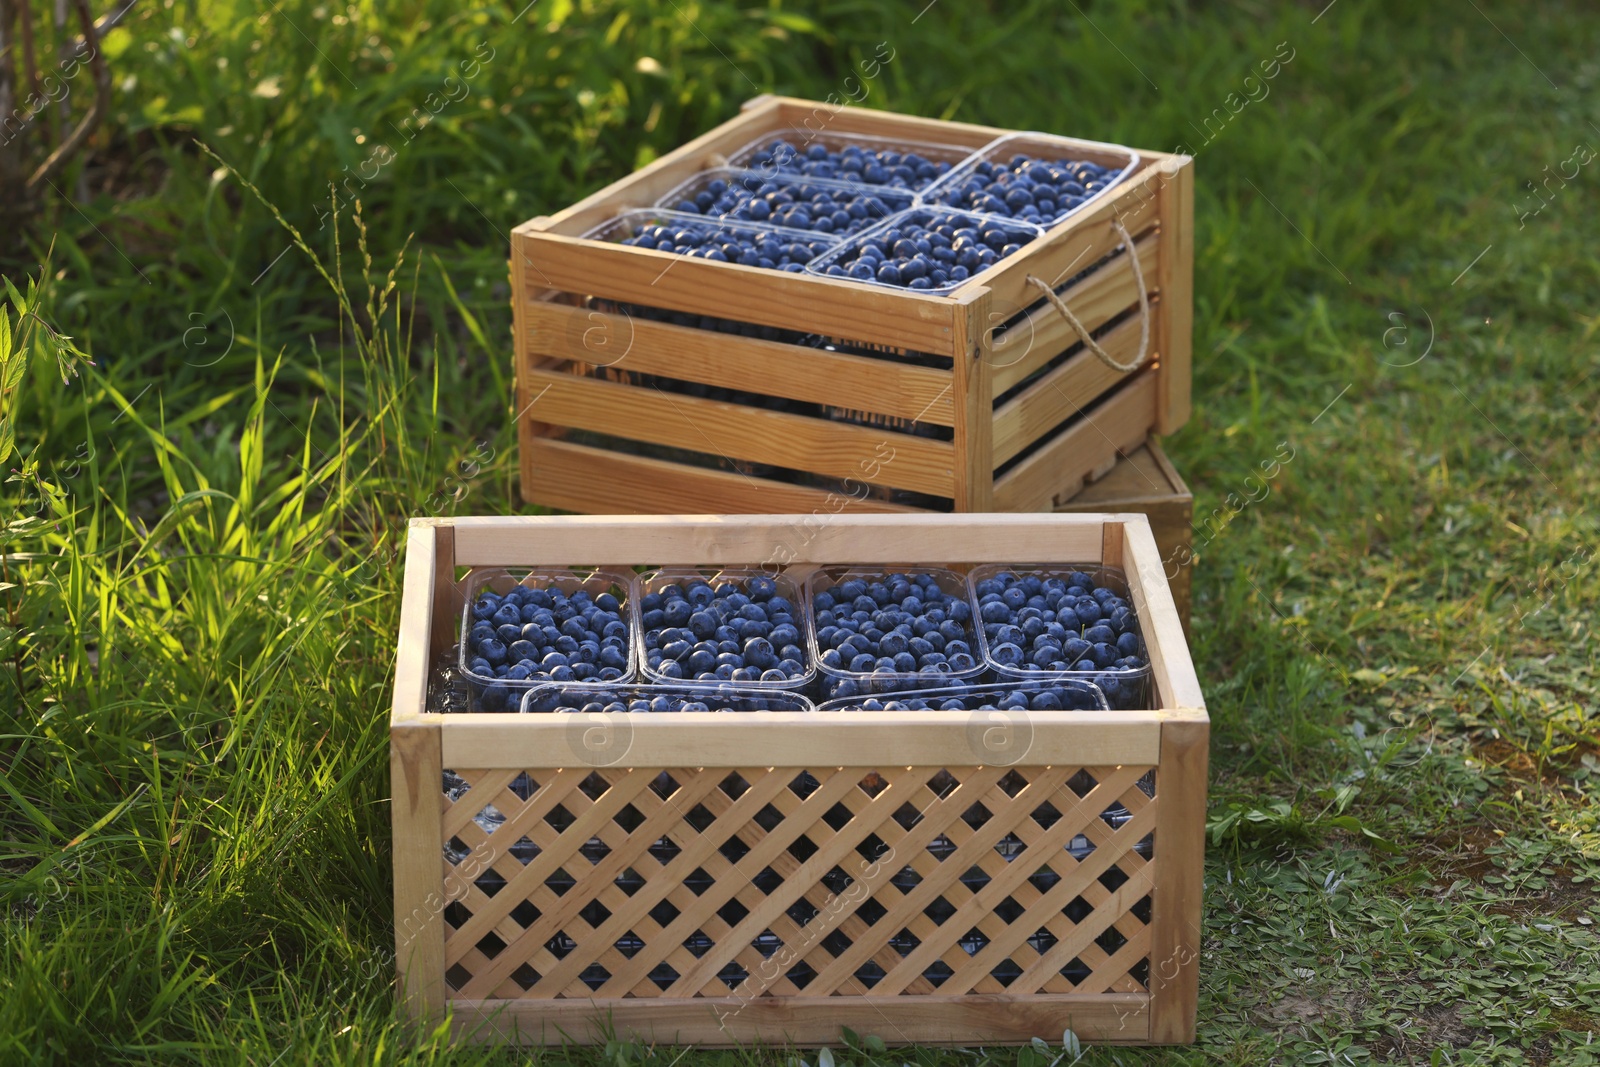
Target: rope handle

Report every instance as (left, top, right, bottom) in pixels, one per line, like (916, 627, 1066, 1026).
(1025, 217, 1151, 374)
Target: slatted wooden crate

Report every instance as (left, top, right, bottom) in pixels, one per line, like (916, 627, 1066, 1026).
(391, 514, 1207, 1046)
(511, 95, 1194, 514)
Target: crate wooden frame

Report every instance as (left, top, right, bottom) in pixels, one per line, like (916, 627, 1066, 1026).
(391, 514, 1207, 1047)
(511, 96, 1194, 515)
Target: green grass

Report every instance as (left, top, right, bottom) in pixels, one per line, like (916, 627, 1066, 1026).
(3, 0, 1600, 1063)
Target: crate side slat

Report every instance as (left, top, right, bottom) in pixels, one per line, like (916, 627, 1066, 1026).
(444, 513, 1110, 568)
(520, 367, 956, 497)
(1118, 517, 1205, 714)
(438, 711, 1162, 769)
(447, 992, 1150, 1045)
(992, 314, 1150, 466)
(522, 436, 921, 516)
(992, 372, 1157, 511)
(526, 300, 957, 426)
(1154, 158, 1193, 435)
(393, 523, 438, 726)
(991, 234, 1161, 398)
(515, 230, 962, 357)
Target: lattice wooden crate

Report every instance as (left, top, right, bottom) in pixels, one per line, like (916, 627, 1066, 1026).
(511, 95, 1194, 514)
(391, 514, 1207, 1047)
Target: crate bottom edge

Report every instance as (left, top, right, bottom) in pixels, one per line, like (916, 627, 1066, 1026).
(438, 991, 1164, 1046)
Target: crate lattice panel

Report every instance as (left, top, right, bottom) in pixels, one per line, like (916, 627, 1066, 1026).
(438, 762, 1159, 1003)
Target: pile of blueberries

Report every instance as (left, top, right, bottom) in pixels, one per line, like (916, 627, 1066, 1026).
(523, 684, 804, 714)
(812, 571, 977, 698)
(929, 153, 1126, 226)
(640, 574, 808, 685)
(974, 569, 1148, 708)
(815, 211, 1036, 290)
(741, 138, 955, 192)
(669, 173, 909, 238)
(618, 217, 834, 272)
(462, 580, 630, 711)
(842, 682, 1105, 712)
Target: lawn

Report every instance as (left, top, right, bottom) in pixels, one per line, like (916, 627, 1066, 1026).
(2, 0, 1598, 1063)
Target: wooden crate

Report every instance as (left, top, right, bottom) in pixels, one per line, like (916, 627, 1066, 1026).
(1055, 441, 1192, 631)
(391, 514, 1207, 1047)
(512, 95, 1194, 514)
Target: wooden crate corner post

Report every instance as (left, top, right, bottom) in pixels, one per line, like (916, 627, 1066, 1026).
(1152, 156, 1193, 435)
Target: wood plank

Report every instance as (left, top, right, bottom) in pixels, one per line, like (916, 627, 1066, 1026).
(992, 371, 1157, 512)
(970, 166, 1164, 319)
(951, 286, 994, 511)
(526, 299, 956, 426)
(768, 95, 1181, 173)
(991, 235, 1161, 397)
(519, 367, 956, 498)
(443, 513, 1110, 568)
(391, 720, 446, 1024)
(523, 436, 919, 516)
(1154, 157, 1194, 435)
(513, 229, 962, 357)
(438, 711, 1162, 769)
(1149, 719, 1208, 1043)
(447, 991, 1151, 1046)
(992, 314, 1149, 466)
(391, 523, 437, 726)
(1118, 515, 1206, 714)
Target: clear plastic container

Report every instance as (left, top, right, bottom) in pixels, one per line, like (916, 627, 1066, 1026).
(727, 128, 974, 193)
(655, 167, 915, 239)
(918, 131, 1140, 229)
(519, 682, 815, 714)
(806, 566, 986, 699)
(634, 568, 814, 690)
(458, 567, 636, 712)
(804, 207, 1044, 295)
(814, 677, 1109, 712)
(580, 208, 840, 272)
(968, 564, 1151, 710)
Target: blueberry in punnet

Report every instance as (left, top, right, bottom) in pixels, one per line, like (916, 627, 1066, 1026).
(642, 575, 808, 685)
(929, 152, 1126, 226)
(973, 569, 1148, 709)
(818, 210, 1037, 292)
(743, 138, 954, 192)
(670, 173, 912, 238)
(811, 570, 978, 697)
(619, 218, 833, 274)
(464, 579, 631, 710)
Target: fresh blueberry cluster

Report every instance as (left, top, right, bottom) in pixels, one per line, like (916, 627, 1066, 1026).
(641, 574, 808, 685)
(974, 569, 1147, 707)
(742, 138, 954, 191)
(670, 173, 909, 238)
(464, 581, 630, 709)
(846, 682, 1105, 712)
(812, 571, 977, 698)
(930, 153, 1126, 226)
(816, 211, 1036, 290)
(522, 684, 807, 714)
(618, 218, 834, 272)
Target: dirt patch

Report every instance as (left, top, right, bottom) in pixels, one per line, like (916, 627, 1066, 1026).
(1366, 1001, 1494, 1065)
